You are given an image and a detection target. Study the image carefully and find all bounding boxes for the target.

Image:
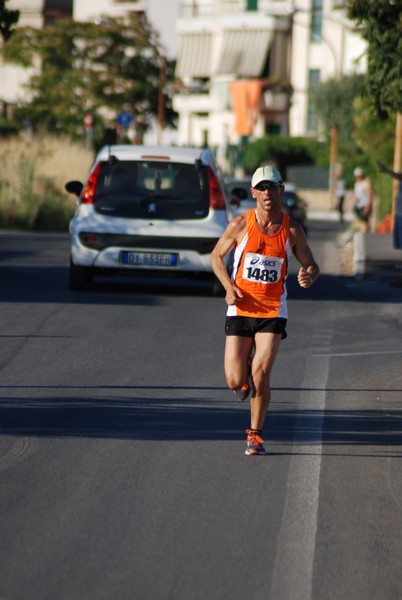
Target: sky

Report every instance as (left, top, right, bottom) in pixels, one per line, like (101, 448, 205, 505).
(147, 0, 181, 59)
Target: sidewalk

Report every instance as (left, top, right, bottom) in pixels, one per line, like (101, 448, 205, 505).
(362, 232, 402, 286)
(308, 208, 402, 286)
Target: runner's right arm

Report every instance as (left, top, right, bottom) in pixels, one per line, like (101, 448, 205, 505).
(211, 215, 246, 305)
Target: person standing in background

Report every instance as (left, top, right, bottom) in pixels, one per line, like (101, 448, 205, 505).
(335, 177, 346, 223)
(353, 167, 373, 233)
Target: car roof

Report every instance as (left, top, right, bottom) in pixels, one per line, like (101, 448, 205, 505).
(224, 176, 251, 184)
(96, 145, 214, 165)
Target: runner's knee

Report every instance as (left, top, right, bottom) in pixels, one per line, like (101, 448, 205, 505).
(226, 373, 246, 390)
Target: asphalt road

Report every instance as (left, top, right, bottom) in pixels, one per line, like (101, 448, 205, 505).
(0, 222, 401, 600)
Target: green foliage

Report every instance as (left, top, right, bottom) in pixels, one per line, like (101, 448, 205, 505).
(352, 97, 396, 218)
(346, 0, 402, 116)
(311, 74, 368, 182)
(310, 71, 395, 217)
(0, 0, 19, 41)
(311, 74, 366, 146)
(353, 98, 396, 166)
(0, 116, 18, 136)
(1, 13, 177, 141)
(243, 136, 329, 178)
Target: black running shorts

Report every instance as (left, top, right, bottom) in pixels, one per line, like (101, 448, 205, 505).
(225, 316, 287, 340)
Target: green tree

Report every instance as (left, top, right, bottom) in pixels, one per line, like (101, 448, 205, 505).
(311, 74, 365, 148)
(353, 97, 396, 219)
(353, 98, 396, 167)
(1, 13, 177, 141)
(0, 0, 19, 41)
(312, 72, 397, 216)
(243, 136, 328, 178)
(311, 74, 370, 182)
(346, 0, 402, 117)
(346, 1, 402, 218)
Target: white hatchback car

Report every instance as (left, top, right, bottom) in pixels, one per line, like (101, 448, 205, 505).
(66, 145, 231, 292)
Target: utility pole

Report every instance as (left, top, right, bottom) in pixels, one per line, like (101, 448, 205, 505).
(157, 55, 166, 146)
(329, 123, 338, 209)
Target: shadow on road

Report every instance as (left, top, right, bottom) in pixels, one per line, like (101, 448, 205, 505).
(0, 264, 402, 305)
(0, 387, 401, 452)
(1, 221, 402, 303)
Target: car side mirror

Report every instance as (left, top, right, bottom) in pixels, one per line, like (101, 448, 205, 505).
(65, 180, 84, 197)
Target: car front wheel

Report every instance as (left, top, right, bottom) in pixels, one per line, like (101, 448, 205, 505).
(69, 260, 93, 291)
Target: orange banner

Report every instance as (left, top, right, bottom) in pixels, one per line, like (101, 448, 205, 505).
(230, 80, 263, 136)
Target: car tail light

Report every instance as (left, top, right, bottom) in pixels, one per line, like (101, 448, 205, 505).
(83, 234, 99, 246)
(207, 168, 226, 210)
(80, 162, 101, 204)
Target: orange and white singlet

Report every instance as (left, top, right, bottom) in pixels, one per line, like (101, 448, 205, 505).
(227, 209, 293, 318)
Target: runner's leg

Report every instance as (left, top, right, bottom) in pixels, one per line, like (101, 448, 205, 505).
(249, 331, 282, 430)
(224, 335, 254, 391)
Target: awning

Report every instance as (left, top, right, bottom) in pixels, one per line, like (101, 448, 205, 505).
(218, 29, 273, 77)
(176, 26, 274, 80)
(176, 32, 213, 79)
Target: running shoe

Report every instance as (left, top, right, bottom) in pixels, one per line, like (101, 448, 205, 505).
(233, 382, 251, 402)
(245, 429, 266, 455)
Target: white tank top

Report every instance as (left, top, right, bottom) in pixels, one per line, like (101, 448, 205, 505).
(354, 180, 369, 209)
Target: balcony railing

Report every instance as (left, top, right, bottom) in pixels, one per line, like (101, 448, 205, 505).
(179, 0, 290, 18)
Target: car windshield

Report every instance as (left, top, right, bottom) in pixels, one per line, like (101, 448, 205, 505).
(94, 160, 210, 219)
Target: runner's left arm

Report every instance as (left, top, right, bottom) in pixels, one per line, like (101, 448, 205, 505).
(290, 220, 320, 289)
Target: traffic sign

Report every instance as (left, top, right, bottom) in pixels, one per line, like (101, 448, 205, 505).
(84, 112, 93, 129)
(117, 111, 133, 128)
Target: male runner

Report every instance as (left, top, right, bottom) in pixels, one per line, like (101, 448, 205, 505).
(211, 165, 319, 455)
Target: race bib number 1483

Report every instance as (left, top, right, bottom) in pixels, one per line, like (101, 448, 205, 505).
(242, 253, 284, 285)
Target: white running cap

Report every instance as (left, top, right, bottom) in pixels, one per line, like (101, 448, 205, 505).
(251, 165, 283, 187)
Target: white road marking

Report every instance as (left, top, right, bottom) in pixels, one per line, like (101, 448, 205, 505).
(312, 350, 402, 357)
(269, 354, 328, 600)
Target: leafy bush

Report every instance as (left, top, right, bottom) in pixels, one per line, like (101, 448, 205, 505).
(243, 136, 329, 180)
(0, 117, 19, 137)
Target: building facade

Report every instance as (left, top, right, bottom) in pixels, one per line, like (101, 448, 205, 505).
(73, 0, 146, 22)
(1, 0, 366, 156)
(289, 0, 366, 137)
(0, 0, 73, 109)
(172, 0, 366, 170)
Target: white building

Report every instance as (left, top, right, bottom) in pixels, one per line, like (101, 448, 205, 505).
(74, 0, 180, 59)
(289, 0, 366, 136)
(172, 0, 366, 170)
(1, 0, 366, 155)
(0, 0, 72, 108)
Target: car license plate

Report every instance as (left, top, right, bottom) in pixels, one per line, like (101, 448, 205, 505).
(120, 251, 178, 266)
